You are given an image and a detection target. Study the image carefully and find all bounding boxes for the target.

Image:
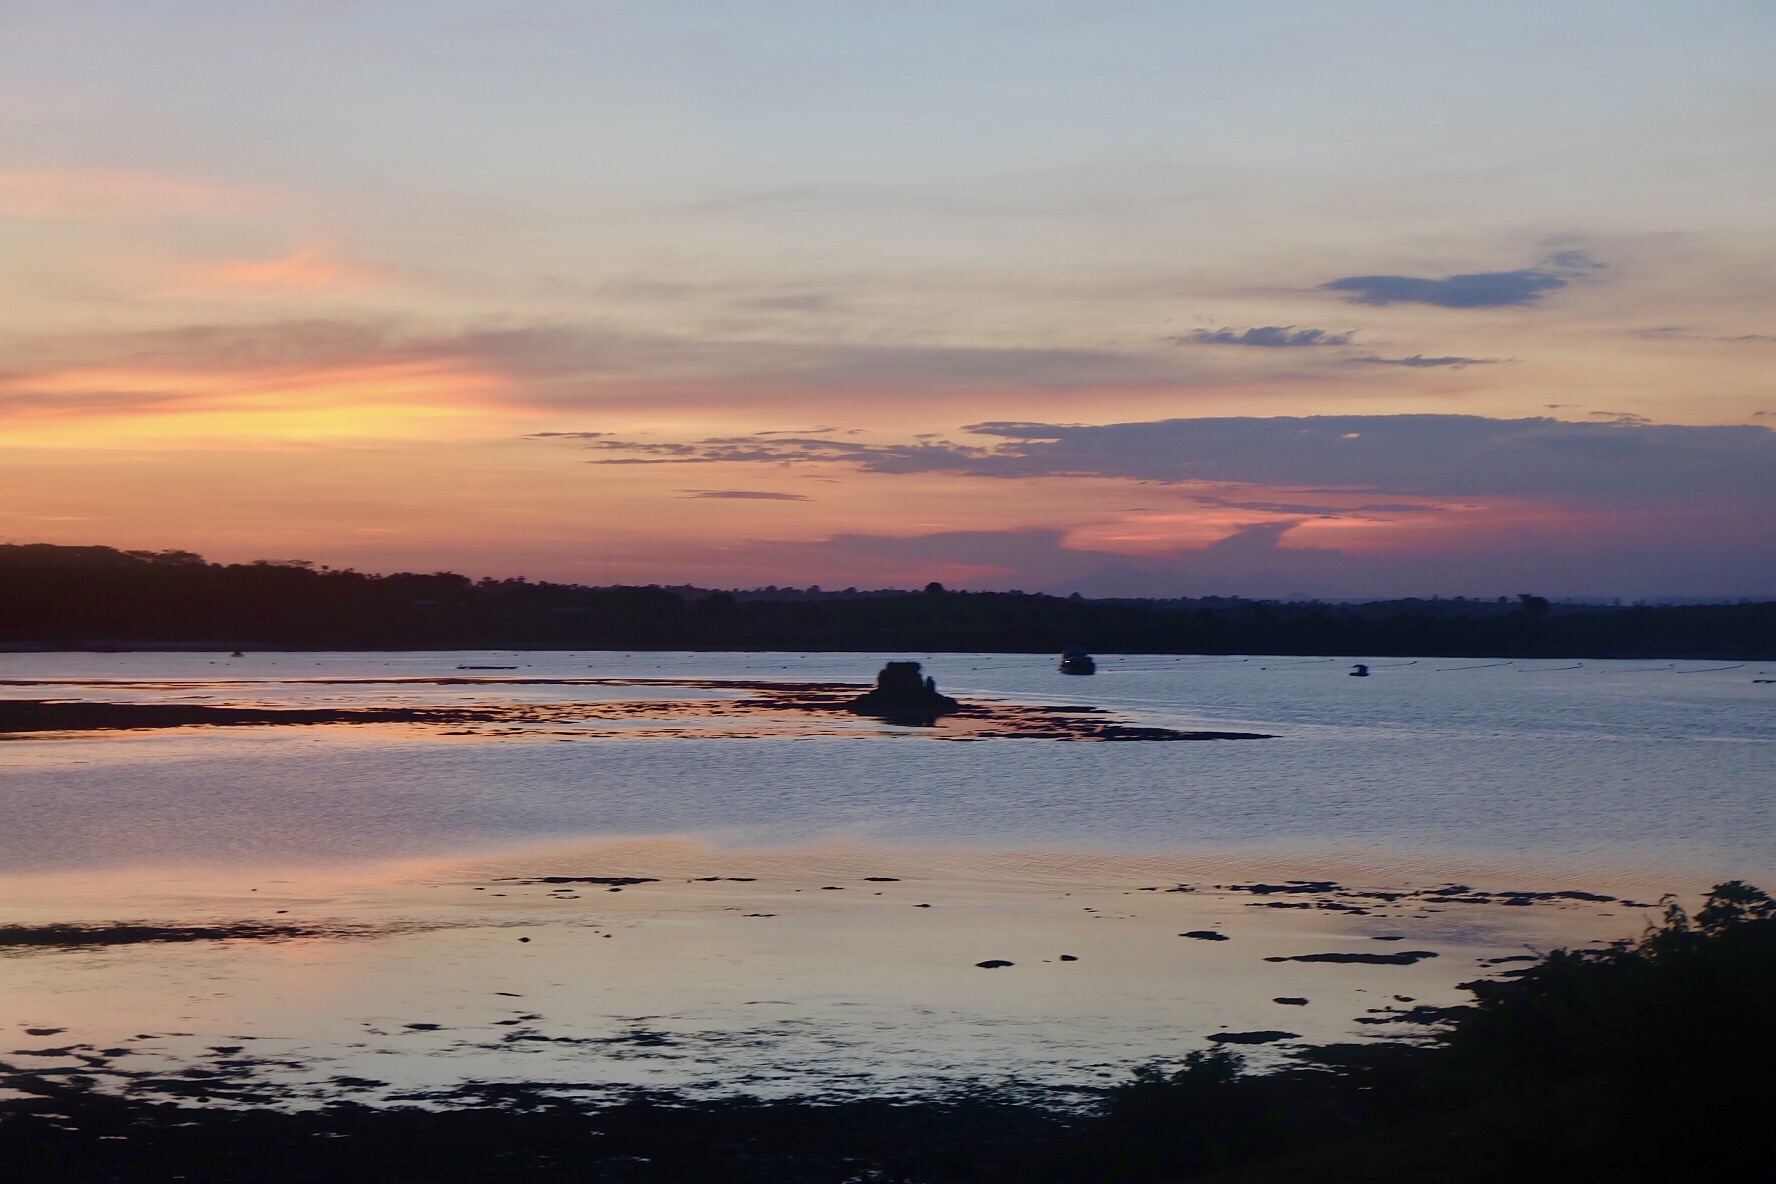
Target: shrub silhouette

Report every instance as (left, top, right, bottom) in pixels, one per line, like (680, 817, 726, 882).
(1053, 881, 1776, 1182)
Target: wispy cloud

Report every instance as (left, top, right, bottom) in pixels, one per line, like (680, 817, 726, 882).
(1172, 326, 1354, 348)
(178, 246, 387, 295)
(1191, 495, 1445, 515)
(0, 167, 267, 220)
(1320, 252, 1602, 309)
(1322, 269, 1567, 308)
(1346, 354, 1502, 368)
(1631, 327, 1776, 343)
(12, 319, 1229, 403)
(678, 489, 811, 501)
(544, 414, 1776, 500)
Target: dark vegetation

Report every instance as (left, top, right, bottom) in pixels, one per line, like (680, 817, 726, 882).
(1045, 880, 1776, 1182)
(0, 699, 499, 733)
(4, 882, 1772, 1182)
(4, 544, 1773, 657)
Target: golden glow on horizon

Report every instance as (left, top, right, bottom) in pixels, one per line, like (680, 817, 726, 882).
(1, 360, 511, 445)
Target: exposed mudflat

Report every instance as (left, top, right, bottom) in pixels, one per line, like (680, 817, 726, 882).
(0, 921, 429, 948)
(0, 835, 1662, 1117)
(0, 677, 1274, 742)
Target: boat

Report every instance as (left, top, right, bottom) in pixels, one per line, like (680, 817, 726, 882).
(1059, 648, 1097, 675)
(1349, 663, 1370, 677)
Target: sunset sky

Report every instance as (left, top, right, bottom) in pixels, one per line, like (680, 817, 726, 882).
(5, 1, 1775, 597)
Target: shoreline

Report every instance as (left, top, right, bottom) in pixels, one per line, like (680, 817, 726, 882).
(0, 836, 1674, 1112)
(6, 642, 1773, 661)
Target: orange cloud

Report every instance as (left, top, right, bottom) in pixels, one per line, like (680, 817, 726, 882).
(1062, 510, 1262, 555)
(0, 167, 265, 220)
(186, 245, 387, 294)
(0, 358, 514, 445)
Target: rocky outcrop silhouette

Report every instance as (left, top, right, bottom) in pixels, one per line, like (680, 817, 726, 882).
(844, 661, 959, 726)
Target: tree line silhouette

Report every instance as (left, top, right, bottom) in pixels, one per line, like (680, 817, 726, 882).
(3, 543, 1771, 658)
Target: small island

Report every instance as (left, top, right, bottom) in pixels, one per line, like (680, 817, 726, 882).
(844, 661, 961, 726)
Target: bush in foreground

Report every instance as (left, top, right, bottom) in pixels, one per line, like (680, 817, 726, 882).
(1053, 880, 1776, 1182)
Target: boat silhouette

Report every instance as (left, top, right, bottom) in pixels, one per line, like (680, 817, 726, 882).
(1059, 648, 1097, 675)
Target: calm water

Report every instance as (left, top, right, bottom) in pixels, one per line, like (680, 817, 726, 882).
(3, 649, 1772, 1102)
(4, 649, 1773, 883)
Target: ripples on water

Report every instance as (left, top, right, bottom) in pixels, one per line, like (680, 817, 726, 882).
(2, 649, 1771, 1100)
(3, 650, 1772, 881)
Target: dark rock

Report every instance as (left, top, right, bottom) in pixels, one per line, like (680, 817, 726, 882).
(975, 959, 1014, 969)
(1273, 997, 1309, 1006)
(1266, 951, 1440, 965)
(1355, 1004, 1455, 1026)
(1207, 1030, 1299, 1044)
(844, 662, 959, 726)
(1058, 955, 1078, 961)
(1228, 881, 1343, 895)
(1180, 931, 1229, 941)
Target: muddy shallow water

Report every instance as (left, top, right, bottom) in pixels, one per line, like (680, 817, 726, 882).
(1, 649, 1771, 1104)
(0, 839, 1665, 1108)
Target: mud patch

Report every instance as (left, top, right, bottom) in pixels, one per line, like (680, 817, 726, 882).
(1, 679, 1274, 743)
(0, 922, 420, 949)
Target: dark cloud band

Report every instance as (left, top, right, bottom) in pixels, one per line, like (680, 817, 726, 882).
(1173, 326, 1355, 347)
(678, 489, 811, 501)
(1347, 355, 1501, 368)
(1321, 269, 1567, 308)
(542, 414, 1776, 500)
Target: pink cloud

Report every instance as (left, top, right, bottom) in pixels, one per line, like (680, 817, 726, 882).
(0, 167, 267, 220)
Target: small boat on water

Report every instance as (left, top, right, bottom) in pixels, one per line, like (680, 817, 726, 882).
(1349, 663, 1370, 677)
(1059, 648, 1097, 675)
